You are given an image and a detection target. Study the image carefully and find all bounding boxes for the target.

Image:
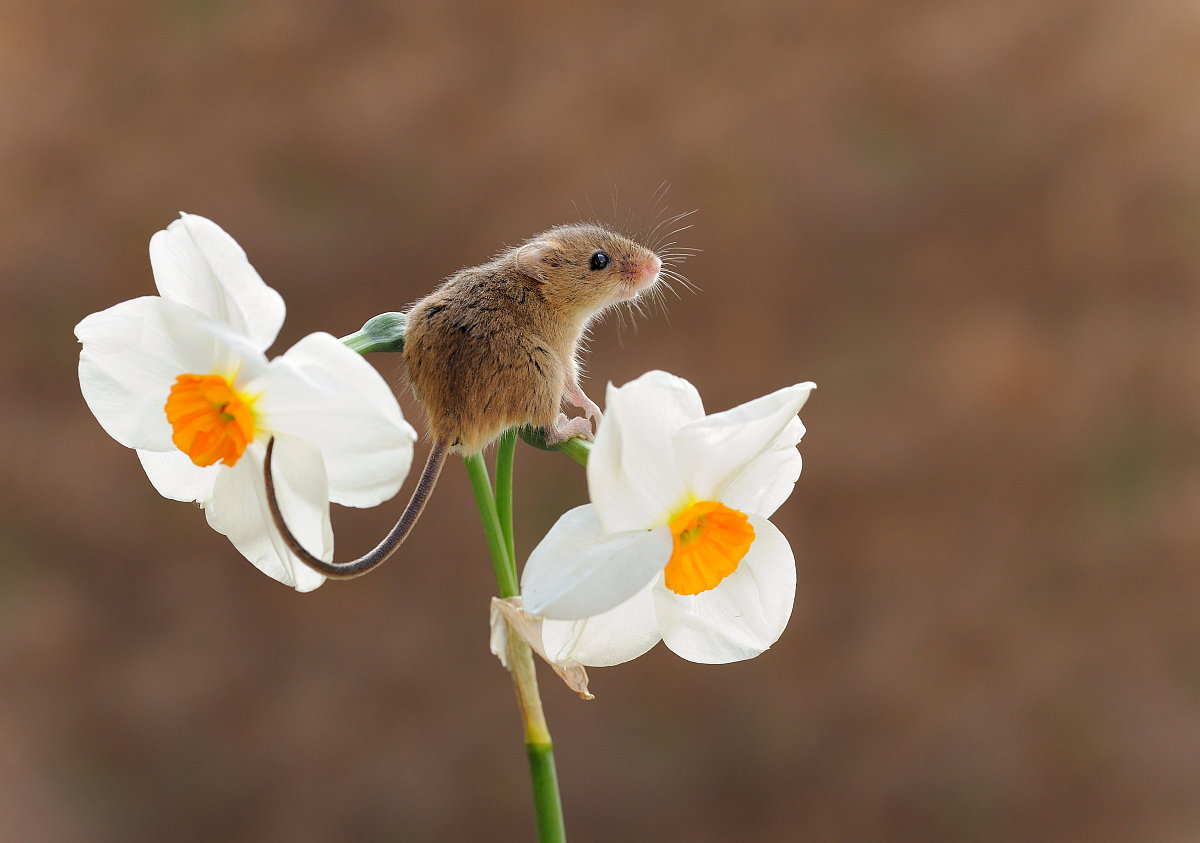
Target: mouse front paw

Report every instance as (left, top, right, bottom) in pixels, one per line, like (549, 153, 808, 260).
(582, 395, 603, 425)
(566, 382, 603, 425)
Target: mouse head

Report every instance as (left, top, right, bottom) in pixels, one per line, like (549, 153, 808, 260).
(515, 223, 662, 316)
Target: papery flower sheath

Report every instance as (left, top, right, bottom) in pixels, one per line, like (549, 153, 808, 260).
(520, 370, 814, 664)
(76, 213, 416, 591)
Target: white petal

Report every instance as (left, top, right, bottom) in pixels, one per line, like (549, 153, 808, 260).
(149, 213, 285, 351)
(541, 578, 662, 667)
(203, 437, 328, 592)
(136, 449, 219, 503)
(715, 418, 805, 518)
(248, 333, 416, 508)
(520, 504, 673, 620)
(587, 371, 705, 532)
(76, 297, 246, 452)
(655, 515, 796, 663)
(673, 383, 815, 517)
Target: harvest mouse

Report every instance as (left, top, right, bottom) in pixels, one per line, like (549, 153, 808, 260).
(265, 222, 667, 578)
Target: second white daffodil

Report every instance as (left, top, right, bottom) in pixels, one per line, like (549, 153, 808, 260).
(76, 213, 416, 591)
(520, 370, 815, 665)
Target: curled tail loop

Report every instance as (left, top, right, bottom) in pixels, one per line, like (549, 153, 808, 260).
(265, 437, 448, 578)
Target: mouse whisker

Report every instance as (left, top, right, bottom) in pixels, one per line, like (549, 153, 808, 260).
(660, 260, 698, 278)
(646, 187, 672, 234)
(659, 268, 699, 295)
(657, 277, 684, 301)
(649, 206, 695, 233)
(647, 282, 673, 314)
(654, 223, 695, 248)
(649, 180, 671, 210)
(658, 252, 699, 270)
(647, 210, 697, 251)
(657, 245, 701, 256)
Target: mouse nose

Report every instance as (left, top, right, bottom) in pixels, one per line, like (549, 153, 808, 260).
(647, 255, 662, 278)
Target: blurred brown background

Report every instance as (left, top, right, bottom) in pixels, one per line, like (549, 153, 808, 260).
(4, 1, 1200, 840)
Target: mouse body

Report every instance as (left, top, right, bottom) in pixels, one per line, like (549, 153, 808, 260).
(405, 222, 661, 453)
(266, 222, 662, 579)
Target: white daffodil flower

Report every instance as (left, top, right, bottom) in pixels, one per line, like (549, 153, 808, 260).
(76, 213, 416, 591)
(520, 370, 815, 665)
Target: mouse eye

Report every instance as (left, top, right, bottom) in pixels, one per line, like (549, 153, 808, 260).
(589, 251, 610, 271)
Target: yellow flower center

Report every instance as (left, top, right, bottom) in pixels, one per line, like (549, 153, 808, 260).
(164, 374, 256, 467)
(663, 500, 755, 596)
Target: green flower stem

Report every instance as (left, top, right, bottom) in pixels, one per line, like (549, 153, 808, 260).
(495, 429, 517, 570)
(463, 454, 518, 599)
(514, 640, 564, 843)
(516, 425, 592, 467)
(463, 450, 566, 842)
(553, 436, 591, 467)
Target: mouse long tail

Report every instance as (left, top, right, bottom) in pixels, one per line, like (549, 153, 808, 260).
(264, 436, 448, 578)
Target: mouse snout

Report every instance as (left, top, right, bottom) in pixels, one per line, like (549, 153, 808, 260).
(632, 255, 661, 284)
(617, 254, 661, 300)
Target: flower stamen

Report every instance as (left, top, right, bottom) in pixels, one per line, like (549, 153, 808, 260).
(165, 374, 256, 466)
(664, 500, 755, 595)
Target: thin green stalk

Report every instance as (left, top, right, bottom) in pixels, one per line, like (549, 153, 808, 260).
(526, 742, 563, 841)
(553, 436, 591, 467)
(510, 635, 565, 842)
(463, 454, 518, 599)
(517, 425, 592, 467)
(495, 429, 517, 572)
(463, 451, 566, 841)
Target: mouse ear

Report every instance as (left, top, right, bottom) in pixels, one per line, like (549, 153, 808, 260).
(515, 240, 553, 281)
